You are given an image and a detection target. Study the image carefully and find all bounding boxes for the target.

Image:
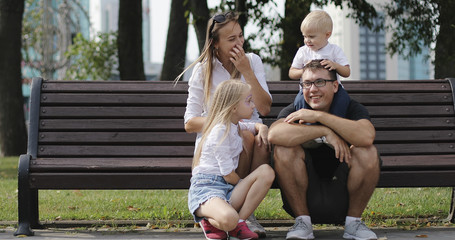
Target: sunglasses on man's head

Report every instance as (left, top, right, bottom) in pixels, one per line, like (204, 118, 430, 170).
(208, 12, 234, 38)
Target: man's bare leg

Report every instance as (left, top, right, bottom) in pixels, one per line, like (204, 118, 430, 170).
(346, 145, 380, 217)
(273, 145, 309, 216)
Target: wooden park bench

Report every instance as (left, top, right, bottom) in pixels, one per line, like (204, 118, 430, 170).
(15, 77, 455, 236)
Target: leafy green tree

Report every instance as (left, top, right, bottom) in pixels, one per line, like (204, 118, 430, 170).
(65, 32, 118, 80)
(189, 0, 378, 80)
(383, 0, 455, 78)
(22, 0, 89, 80)
(0, 0, 27, 156)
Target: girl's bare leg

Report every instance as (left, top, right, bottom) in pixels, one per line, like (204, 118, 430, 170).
(195, 197, 239, 232)
(229, 164, 275, 220)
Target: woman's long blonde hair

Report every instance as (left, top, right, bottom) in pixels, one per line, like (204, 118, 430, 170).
(174, 12, 242, 106)
(192, 80, 251, 169)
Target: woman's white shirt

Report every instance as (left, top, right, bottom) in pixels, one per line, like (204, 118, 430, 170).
(184, 53, 271, 125)
(192, 122, 256, 176)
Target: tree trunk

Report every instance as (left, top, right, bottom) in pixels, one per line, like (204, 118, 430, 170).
(0, 0, 27, 156)
(434, 0, 455, 79)
(189, 0, 209, 53)
(160, 0, 189, 81)
(235, 0, 250, 52)
(118, 0, 146, 80)
(280, 0, 311, 80)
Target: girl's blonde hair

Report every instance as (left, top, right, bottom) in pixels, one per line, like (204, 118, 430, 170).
(174, 12, 241, 106)
(192, 80, 251, 169)
(301, 10, 333, 33)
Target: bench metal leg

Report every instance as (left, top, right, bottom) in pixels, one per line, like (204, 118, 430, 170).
(448, 187, 455, 223)
(14, 155, 36, 236)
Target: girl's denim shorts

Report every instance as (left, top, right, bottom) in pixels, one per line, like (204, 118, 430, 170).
(187, 173, 234, 222)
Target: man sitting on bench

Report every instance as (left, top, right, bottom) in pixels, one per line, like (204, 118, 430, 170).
(268, 60, 380, 240)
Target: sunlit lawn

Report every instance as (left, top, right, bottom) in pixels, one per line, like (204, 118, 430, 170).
(1, 156, 453, 229)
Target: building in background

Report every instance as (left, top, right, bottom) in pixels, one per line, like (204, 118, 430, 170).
(89, 0, 159, 80)
(324, 2, 432, 80)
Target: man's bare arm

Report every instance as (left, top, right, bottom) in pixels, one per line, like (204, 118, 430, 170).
(268, 119, 329, 147)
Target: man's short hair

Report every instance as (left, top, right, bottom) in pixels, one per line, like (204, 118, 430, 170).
(303, 59, 337, 80)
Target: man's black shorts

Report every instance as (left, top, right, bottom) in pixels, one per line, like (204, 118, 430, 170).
(281, 144, 349, 224)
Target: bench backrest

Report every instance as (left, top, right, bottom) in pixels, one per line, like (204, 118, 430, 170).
(27, 78, 455, 188)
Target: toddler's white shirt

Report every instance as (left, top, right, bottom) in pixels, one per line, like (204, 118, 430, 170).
(291, 43, 349, 83)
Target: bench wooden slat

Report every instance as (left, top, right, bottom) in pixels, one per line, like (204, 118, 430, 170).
(31, 157, 192, 172)
(375, 130, 455, 142)
(371, 117, 455, 129)
(43, 92, 453, 106)
(29, 170, 455, 189)
(378, 171, 455, 187)
(381, 155, 455, 169)
(40, 106, 185, 118)
(42, 105, 454, 119)
(39, 119, 185, 131)
(263, 117, 455, 130)
(30, 155, 455, 172)
(29, 172, 192, 189)
(37, 143, 455, 157)
(37, 145, 195, 157)
(268, 106, 454, 118)
(37, 130, 454, 144)
(41, 81, 189, 93)
(41, 93, 188, 106)
(376, 143, 455, 155)
(38, 132, 196, 143)
(271, 93, 454, 105)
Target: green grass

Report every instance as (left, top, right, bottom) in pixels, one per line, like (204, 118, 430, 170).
(1, 156, 454, 228)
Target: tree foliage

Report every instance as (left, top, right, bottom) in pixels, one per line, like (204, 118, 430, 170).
(22, 0, 89, 80)
(208, 0, 378, 79)
(383, 0, 437, 58)
(65, 32, 118, 80)
(382, 0, 455, 78)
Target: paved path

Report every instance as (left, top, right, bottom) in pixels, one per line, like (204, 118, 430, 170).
(2, 226, 455, 239)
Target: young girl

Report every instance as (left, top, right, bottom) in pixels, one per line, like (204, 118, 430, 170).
(188, 80, 274, 240)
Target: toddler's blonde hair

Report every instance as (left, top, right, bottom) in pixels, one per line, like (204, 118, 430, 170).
(301, 10, 333, 34)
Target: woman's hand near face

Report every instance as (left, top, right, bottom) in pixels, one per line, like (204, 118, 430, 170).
(229, 44, 252, 74)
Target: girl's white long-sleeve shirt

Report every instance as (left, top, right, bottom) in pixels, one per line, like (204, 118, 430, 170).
(192, 122, 256, 176)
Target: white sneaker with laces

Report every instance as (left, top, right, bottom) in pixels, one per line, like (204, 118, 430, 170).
(343, 220, 377, 240)
(286, 217, 314, 240)
(246, 214, 266, 238)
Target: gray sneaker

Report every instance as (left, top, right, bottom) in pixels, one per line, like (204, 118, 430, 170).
(246, 214, 266, 238)
(286, 217, 314, 240)
(343, 220, 377, 240)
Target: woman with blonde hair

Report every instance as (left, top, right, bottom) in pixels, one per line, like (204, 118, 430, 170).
(176, 11, 272, 236)
(187, 80, 274, 240)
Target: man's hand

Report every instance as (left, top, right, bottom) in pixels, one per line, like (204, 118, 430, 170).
(284, 109, 321, 124)
(325, 131, 351, 164)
